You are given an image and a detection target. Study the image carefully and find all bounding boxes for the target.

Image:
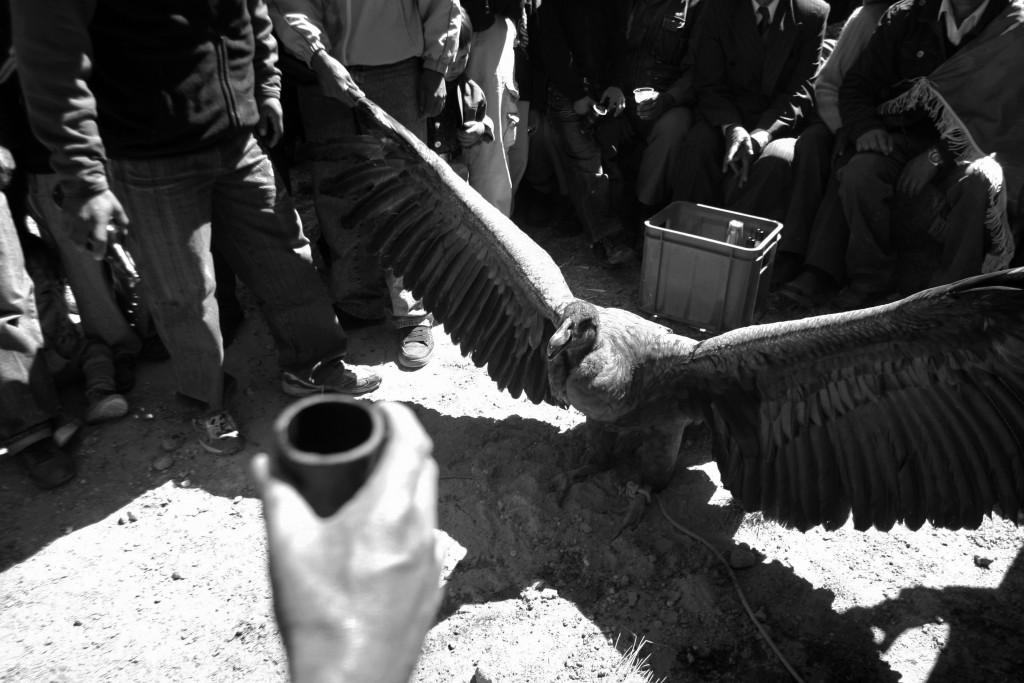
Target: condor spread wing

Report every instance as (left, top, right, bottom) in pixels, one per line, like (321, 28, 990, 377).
(661, 269, 1024, 531)
(305, 98, 576, 404)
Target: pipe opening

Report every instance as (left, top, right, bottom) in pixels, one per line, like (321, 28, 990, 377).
(286, 401, 373, 454)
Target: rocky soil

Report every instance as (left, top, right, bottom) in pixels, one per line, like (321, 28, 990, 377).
(1, 171, 1022, 683)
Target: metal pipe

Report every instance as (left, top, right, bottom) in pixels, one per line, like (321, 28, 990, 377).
(272, 395, 386, 517)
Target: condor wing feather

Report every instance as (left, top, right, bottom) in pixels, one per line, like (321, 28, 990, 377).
(655, 268, 1024, 532)
(304, 98, 576, 404)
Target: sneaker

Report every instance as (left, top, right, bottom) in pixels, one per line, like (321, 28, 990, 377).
(193, 411, 245, 455)
(85, 389, 129, 424)
(598, 233, 638, 266)
(17, 437, 77, 489)
(398, 324, 435, 369)
(282, 358, 382, 396)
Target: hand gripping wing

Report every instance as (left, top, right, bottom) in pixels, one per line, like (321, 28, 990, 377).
(304, 98, 577, 404)
(658, 268, 1024, 531)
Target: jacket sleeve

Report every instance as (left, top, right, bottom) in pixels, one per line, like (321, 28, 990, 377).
(538, 0, 586, 101)
(839, 4, 905, 143)
(664, 1, 707, 107)
(266, 0, 331, 65)
(693, 0, 745, 129)
(754, 2, 828, 137)
(418, 0, 461, 75)
(10, 0, 108, 197)
(250, 0, 282, 103)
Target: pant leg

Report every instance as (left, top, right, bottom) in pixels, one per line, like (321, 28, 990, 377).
(547, 89, 624, 243)
(804, 148, 855, 283)
(838, 131, 927, 291)
(777, 122, 834, 256)
(464, 16, 519, 216)
(0, 191, 59, 450)
(108, 147, 226, 411)
(26, 172, 142, 356)
(209, 134, 348, 371)
(670, 119, 724, 205)
(508, 100, 530, 197)
(725, 137, 797, 223)
(636, 106, 693, 207)
(929, 163, 992, 285)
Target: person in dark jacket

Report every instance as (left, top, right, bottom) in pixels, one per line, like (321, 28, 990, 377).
(620, 0, 706, 215)
(11, 0, 382, 457)
(538, 0, 638, 266)
(834, 0, 1017, 309)
(670, 0, 829, 232)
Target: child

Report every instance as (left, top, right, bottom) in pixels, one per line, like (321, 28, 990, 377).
(428, 9, 494, 185)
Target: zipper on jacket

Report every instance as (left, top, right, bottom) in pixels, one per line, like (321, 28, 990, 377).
(213, 34, 241, 129)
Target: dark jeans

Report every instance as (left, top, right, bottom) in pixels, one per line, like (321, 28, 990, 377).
(296, 58, 428, 327)
(838, 128, 992, 291)
(0, 191, 58, 454)
(108, 132, 347, 412)
(547, 88, 625, 243)
(780, 121, 834, 256)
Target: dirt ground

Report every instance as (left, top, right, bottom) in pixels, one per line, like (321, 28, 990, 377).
(1, 171, 1022, 683)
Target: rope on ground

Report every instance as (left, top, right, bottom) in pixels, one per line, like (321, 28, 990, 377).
(655, 495, 805, 683)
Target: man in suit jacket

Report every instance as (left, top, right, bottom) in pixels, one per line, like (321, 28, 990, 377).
(670, 0, 829, 228)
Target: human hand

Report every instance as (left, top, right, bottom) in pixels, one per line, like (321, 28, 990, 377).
(0, 145, 14, 190)
(418, 69, 446, 118)
(636, 91, 675, 121)
(855, 128, 893, 155)
(258, 98, 284, 148)
(896, 150, 939, 197)
(457, 121, 487, 147)
(253, 401, 442, 683)
(601, 86, 626, 117)
(62, 190, 129, 261)
(723, 125, 754, 186)
(749, 129, 771, 158)
(573, 95, 596, 117)
(311, 51, 365, 106)
(527, 108, 541, 135)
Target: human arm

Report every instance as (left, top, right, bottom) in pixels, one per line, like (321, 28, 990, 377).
(250, 0, 284, 146)
(839, 4, 906, 146)
(253, 401, 443, 683)
(693, 0, 746, 131)
(814, 5, 885, 134)
(459, 79, 495, 147)
(417, 0, 461, 118)
(537, 0, 588, 102)
(10, 0, 127, 258)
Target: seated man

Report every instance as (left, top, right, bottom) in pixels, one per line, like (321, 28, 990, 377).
(537, 0, 637, 266)
(621, 0, 706, 218)
(836, 0, 1022, 309)
(670, 0, 829, 232)
(13, 0, 381, 456)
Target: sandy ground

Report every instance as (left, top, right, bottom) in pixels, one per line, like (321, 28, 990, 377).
(1, 174, 1022, 683)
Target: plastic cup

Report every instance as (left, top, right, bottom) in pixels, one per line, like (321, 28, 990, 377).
(633, 87, 657, 104)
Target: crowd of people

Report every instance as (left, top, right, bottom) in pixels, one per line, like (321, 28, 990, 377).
(2, 0, 1022, 494)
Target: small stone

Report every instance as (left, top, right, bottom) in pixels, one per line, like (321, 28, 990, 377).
(152, 454, 174, 471)
(974, 555, 993, 569)
(126, 511, 138, 523)
(447, 641, 456, 651)
(144, 413, 155, 420)
(232, 496, 242, 505)
(161, 437, 180, 453)
(73, 620, 82, 626)
(245, 387, 254, 396)
(627, 590, 639, 607)
(117, 517, 125, 526)
(754, 609, 767, 622)
(729, 549, 757, 569)
(472, 665, 495, 683)
(180, 479, 192, 488)
(579, 522, 593, 534)
(172, 571, 183, 580)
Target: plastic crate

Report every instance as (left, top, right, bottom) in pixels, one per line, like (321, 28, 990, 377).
(639, 202, 783, 332)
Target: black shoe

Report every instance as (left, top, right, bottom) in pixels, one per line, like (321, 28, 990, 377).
(17, 438, 77, 489)
(597, 233, 638, 266)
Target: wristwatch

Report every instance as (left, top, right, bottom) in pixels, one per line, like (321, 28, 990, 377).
(926, 146, 944, 168)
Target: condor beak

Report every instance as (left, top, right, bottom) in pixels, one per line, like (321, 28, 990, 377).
(547, 318, 573, 360)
